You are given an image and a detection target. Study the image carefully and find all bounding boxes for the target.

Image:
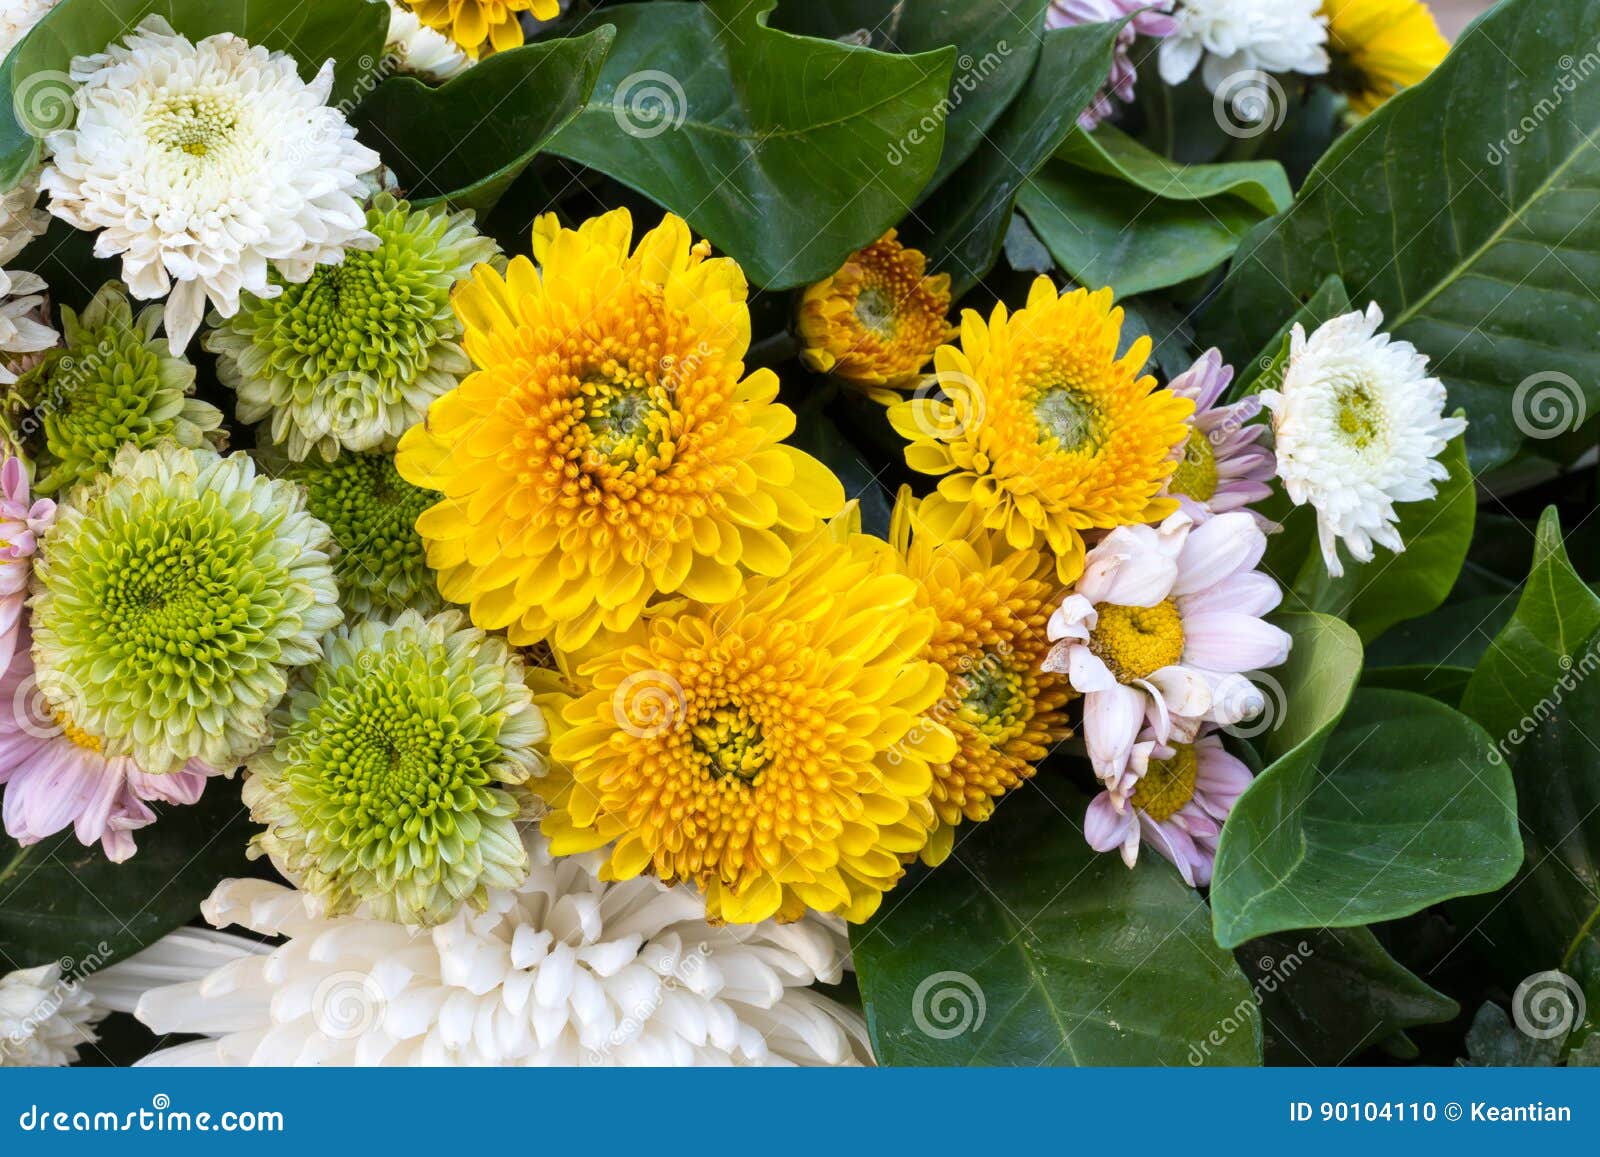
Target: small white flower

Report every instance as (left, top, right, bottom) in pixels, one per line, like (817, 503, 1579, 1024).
(1158, 0, 1328, 92)
(0, 263, 55, 383)
(1043, 510, 1291, 785)
(1263, 303, 1467, 578)
(0, 0, 58, 61)
(38, 17, 381, 355)
(121, 828, 873, 1066)
(0, 962, 104, 1067)
(383, 0, 470, 81)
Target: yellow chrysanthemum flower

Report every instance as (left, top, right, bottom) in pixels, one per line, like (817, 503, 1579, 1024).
(891, 490, 1075, 866)
(887, 279, 1192, 584)
(396, 208, 846, 650)
(797, 230, 954, 399)
(1322, 0, 1449, 116)
(399, 0, 560, 57)
(539, 510, 954, 925)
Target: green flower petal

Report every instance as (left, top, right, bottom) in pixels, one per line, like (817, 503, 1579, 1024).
(29, 443, 342, 772)
(205, 194, 499, 462)
(243, 609, 548, 926)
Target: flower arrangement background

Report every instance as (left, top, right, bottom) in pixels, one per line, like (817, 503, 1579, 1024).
(0, 0, 1595, 1071)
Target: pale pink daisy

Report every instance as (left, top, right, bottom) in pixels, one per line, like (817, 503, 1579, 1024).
(1085, 724, 1253, 886)
(1047, 0, 1178, 129)
(1163, 348, 1276, 524)
(1042, 510, 1290, 782)
(0, 625, 220, 862)
(0, 456, 52, 673)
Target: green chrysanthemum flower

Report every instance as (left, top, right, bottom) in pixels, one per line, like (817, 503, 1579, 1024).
(30, 443, 342, 773)
(204, 194, 499, 462)
(13, 282, 223, 495)
(243, 609, 547, 926)
(273, 449, 443, 617)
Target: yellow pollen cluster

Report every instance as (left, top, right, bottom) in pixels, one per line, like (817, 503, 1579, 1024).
(52, 706, 103, 754)
(1089, 600, 1185, 683)
(1131, 742, 1200, 822)
(1169, 430, 1219, 501)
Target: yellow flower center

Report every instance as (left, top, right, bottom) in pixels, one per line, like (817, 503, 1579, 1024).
(690, 704, 770, 782)
(51, 706, 102, 753)
(1334, 380, 1385, 450)
(1169, 429, 1219, 501)
(579, 371, 665, 463)
(1033, 386, 1103, 453)
(1089, 599, 1185, 682)
(1131, 742, 1199, 822)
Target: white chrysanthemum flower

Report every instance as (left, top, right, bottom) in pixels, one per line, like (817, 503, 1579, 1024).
(1158, 0, 1328, 91)
(0, 171, 50, 263)
(0, 264, 55, 384)
(0, 962, 104, 1067)
(38, 17, 381, 355)
(383, 0, 470, 81)
(116, 829, 872, 1066)
(1262, 303, 1467, 578)
(0, 0, 58, 61)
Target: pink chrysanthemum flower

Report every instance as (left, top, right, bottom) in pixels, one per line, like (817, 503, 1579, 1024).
(1047, 0, 1178, 129)
(0, 624, 220, 862)
(1163, 348, 1276, 525)
(1085, 724, 1252, 886)
(1043, 510, 1290, 782)
(0, 456, 52, 673)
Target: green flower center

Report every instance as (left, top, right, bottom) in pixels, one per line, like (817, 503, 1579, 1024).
(1089, 600, 1185, 683)
(150, 94, 239, 157)
(691, 704, 769, 782)
(1033, 387, 1102, 453)
(853, 285, 897, 338)
(1169, 429, 1219, 501)
(579, 371, 667, 463)
(1334, 380, 1385, 450)
(1131, 742, 1199, 822)
(288, 452, 440, 616)
(955, 659, 1029, 744)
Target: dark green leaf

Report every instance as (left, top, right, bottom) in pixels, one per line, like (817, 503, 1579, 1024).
(1461, 508, 1600, 746)
(1240, 926, 1458, 1065)
(0, 779, 254, 973)
(1362, 593, 1519, 707)
(852, 777, 1258, 1066)
(351, 29, 613, 213)
(1212, 686, 1521, 948)
(909, 19, 1124, 296)
(788, 403, 892, 539)
(545, 0, 954, 289)
(770, 0, 1050, 194)
(1017, 126, 1291, 299)
(1202, 0, 1600, 470)
(1461, 1001, 1563, 1066)
(0, 0, 388, 187)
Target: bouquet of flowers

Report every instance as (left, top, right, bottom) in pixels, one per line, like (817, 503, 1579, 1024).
(0, 0, 1594, 1070)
